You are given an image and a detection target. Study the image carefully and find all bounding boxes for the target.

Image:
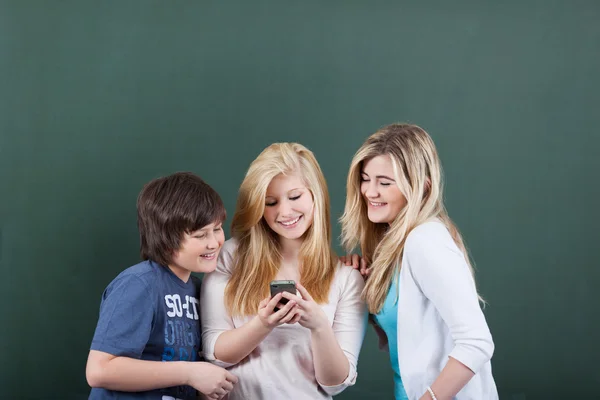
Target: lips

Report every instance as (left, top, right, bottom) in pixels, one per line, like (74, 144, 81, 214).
(200, 252, 217, 260)
(369, 201, 387, 207)
(278, 215, 302, 228)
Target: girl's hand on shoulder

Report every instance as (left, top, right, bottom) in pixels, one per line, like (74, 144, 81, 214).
(339, 253, 360, 269)
(340, 254, 371, 280)
(257, 292, 299, 329)
(281, 284, 329, 332)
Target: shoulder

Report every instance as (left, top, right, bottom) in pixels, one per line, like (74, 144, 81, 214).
(215, 238, 239, 275)
(403, 220, 471, 284)
(222, 237, 239, 255)
(108, 261, 157, 289)
(404, 219, 458, 255)
(332, 261, 365, 292)
(100, 262, 159, 307)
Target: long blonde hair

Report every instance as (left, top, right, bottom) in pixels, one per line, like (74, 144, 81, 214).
(341, 123, 478, 313)
(225, 143, 337, 316)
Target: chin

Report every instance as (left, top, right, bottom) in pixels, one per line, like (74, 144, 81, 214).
(279, 232, 305, 240)
(198, 261, 218, 273)
(367, 213, 388, 224)
(278, 227, 308, 240)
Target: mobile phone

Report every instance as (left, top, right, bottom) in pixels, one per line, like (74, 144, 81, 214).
(270, 280, 296, 311)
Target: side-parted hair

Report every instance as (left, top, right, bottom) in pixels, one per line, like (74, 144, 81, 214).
(225, 143, 336, 316)
(137, 172, 226, 267)
(340, 123, 478, 313)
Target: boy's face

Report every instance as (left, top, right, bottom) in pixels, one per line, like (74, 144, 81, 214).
(169, 221, 225, 281)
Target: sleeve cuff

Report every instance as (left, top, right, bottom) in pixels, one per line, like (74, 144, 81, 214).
(448, 335, 495, 374)
(90, 341, 140, 359)
(202, 331, 237, 368)
(317, 362, 358, 396)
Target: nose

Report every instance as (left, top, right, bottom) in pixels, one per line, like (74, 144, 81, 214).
(278, 199, 294, 218)
(206, 232, 219, 250)
(363, 181, 379, 199)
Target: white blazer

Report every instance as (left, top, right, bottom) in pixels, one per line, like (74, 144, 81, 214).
(397, 220, 498, 399)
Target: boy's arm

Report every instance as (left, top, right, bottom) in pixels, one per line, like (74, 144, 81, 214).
(88, 273, 237, 396)
(86, 350, 188, 390)
(86, 350, 236, 394)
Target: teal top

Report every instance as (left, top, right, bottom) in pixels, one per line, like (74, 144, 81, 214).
(373, 275, 409, 400)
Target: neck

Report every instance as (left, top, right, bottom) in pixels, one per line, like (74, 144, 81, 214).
(279, 236, 303, 263)
(168, 265, 191, 283)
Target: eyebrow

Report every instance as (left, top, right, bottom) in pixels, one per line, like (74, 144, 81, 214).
(266, 187, 304, 197)
(361, 171, 395, 181)
(194, 223, 220, 233)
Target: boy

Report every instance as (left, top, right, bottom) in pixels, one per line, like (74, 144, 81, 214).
(86, 172, 237, 399)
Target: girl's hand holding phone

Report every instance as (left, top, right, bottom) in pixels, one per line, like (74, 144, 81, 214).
(257, 293, 300, 329)
(281, 284, 329, 332)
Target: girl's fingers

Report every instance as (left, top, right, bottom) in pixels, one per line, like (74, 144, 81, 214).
(280, 306, 299, 323)
(273, 299, 297, 320)
(266, 293, 284, 312)
(351, 254, 361, 269)
(287, 309, 303, 324)
(295, 283, 314, 302)
(258, 297, 270, 309)
(281, 291, 305, 306)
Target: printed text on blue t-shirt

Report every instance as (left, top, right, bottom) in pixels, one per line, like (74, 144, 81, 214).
(162, 294, 200, 362)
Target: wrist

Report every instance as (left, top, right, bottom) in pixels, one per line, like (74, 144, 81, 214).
(253, 315, 274, 331)
(179, 361, 194, 387)
(425, 386, 437, 400)
(309, 321, 330, 335)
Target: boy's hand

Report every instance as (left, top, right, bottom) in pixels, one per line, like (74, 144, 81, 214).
(188, 362, 237, 399)
(256, 292, 299, 329)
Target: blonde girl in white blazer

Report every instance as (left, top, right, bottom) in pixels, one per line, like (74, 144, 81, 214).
(340, 123, 498, 400)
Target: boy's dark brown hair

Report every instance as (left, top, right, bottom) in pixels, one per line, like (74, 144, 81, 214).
(137, 172, 226, 266)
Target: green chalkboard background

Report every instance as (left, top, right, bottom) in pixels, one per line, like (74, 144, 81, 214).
(1, 1, 599, 399)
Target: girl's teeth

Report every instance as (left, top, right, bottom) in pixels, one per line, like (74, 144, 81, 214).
(280, 217, 300, 226)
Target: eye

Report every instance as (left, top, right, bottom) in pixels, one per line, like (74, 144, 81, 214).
(214, 226, 222, 232)
(360, 174, 370, 182)
(380, 182, 391, 186)
(290, 194, 302, 201)
(194, 234, 207, 239)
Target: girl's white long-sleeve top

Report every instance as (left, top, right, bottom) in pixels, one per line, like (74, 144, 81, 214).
(200, 238, 368, 400)
(397, 220, 498, 399)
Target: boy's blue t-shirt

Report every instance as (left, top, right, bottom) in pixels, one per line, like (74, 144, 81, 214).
(373, 275, 409, 400)
(90, 260, 201, 400)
